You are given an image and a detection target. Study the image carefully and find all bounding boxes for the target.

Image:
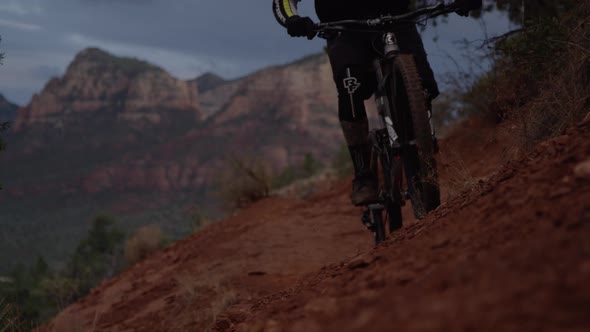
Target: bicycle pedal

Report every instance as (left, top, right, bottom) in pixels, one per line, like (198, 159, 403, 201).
(361, 209, 374, 231)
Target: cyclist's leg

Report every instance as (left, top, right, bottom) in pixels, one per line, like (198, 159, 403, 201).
(394, 23, 440, 100)
(327, 33, 379, 205)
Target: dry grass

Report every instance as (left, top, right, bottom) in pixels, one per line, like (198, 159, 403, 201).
(217, 156, 272, 210)
(438, 148, 481, 199)
(0, 299, 23, 332)
(503, 3, 590, 151)
(124, 225, 164, 266)
(174, 273, 238, 330)
(515, 48, 590, 150)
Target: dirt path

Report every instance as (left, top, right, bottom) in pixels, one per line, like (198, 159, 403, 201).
(231, 119, 590, 331)
(41, 118, 590, 331)
(43, 181, 375, 331)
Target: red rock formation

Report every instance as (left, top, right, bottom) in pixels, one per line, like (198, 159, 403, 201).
(13, 48, 201, 131)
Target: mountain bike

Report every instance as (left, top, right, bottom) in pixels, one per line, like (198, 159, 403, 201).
(316, 2, 464, 245)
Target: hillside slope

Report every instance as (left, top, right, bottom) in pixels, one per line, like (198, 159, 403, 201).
(41, 117, 590, 331)
(43, 182, 372, 331)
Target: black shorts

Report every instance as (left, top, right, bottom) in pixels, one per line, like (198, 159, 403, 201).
(326, 24, 440, 100)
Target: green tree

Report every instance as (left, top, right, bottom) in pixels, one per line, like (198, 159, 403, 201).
(67, 215, 124, 295)
(0, 258, 53, 328)
(0, 216, 126, 327)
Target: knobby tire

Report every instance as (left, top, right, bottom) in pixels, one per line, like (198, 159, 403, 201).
(390, 54, 441, 218)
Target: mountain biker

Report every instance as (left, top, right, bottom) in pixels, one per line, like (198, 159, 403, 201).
(273, 0, 483, 206)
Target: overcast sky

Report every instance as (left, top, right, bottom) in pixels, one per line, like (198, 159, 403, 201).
(0, 0, 516, 105)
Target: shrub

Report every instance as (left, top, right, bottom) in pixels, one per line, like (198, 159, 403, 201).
(0, 298, 23, 332)
(493, 2, 590, 149)
(217, 156, 272, 210)
(124, 225, 164, 266)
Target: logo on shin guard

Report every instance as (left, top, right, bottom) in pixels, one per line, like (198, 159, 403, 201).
(343, 77, 361, 95)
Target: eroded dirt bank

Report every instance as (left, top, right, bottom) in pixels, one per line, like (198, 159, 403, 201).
(230, 118, 590, 332)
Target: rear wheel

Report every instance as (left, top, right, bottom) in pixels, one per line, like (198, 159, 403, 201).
(390, 54, 440, 218)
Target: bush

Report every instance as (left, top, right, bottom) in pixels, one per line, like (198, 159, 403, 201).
(124, 225, 164, 266)
(218, 156, 272, 210)
(456, 1, 590, 151)
(492, 2, 590, 149)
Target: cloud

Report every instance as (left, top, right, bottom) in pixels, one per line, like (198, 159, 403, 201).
(0, 18, 42, 31)
(31, 65, 62, 80)
(0, 0, 514, 106)
(0, 1, 42, 16)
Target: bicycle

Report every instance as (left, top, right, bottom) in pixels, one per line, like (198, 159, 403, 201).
(315, 1, 465, 245)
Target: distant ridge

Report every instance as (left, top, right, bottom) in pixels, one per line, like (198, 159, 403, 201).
(194, 72, 227, 93)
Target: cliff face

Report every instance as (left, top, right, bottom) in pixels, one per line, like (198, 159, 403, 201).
(14, 48, 201, 131)
(4, 50, 343, 196)
(199, 54, 338, 127)
(73, 54, 342, 194)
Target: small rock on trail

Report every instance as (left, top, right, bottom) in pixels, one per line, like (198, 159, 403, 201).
(573, 158, 590, 179)
(348, 253, 377, 270)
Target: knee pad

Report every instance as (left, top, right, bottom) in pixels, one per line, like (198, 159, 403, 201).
(334, 66, 376, 121)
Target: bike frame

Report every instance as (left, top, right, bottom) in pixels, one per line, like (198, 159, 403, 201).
(372, 33, 406, 204)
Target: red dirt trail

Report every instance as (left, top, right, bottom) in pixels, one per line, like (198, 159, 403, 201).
(43, 118, 590, 332)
